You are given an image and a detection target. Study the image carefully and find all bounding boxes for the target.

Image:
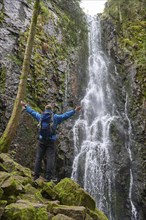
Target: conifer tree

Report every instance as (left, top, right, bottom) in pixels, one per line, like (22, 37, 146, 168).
(0, 0, 40, 152)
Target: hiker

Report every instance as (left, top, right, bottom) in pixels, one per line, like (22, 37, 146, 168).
(20, 101, 82, 182)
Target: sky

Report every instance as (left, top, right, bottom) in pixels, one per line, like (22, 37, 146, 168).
(80, 0, 107, 15)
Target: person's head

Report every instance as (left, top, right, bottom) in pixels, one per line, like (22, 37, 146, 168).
(45, 104, 53, 111)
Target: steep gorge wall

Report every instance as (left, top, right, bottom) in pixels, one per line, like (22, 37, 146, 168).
(100, 0, 146, 219)
(0, 0, 88, 179)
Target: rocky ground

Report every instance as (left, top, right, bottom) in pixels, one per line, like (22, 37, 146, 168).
(0, 153, 108, 220)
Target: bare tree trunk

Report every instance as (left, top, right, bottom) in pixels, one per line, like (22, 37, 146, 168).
(0, 0, 40, 152)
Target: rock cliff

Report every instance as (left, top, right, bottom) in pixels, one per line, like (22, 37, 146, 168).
(0, 0, 88, 179)
(100, 0, 146, 219)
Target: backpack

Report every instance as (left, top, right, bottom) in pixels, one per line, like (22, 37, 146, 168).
(38, 111, 55, 140)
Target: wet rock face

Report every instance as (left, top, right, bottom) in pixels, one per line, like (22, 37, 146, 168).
(0, 0, 32, 135)
(0, 0, 88, 181)
(100, 0, 146, 219)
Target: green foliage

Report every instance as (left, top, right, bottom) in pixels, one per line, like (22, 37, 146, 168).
(17, 0, 88, 110)
(104, 0, 146, 101)
(27, 0, 32, 4)
(50, 0, 88, 47)
(0, 0, 4, 23)
(0, 64, 6, 93)
(50, 0, 81, 16)
(0, 11, 4, 23)
(40, 1, 51, 20)
(7, 54, 22, 66)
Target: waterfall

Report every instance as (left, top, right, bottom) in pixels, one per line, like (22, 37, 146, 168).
(71, 16, 118, 219)
(125, 94, 138, 220)
(71, 15, 139, 220)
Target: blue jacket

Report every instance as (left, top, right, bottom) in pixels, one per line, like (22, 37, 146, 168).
(26, 106, 76, 141)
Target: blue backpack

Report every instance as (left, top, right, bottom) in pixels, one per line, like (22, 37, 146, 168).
(38, 111, 55, 140)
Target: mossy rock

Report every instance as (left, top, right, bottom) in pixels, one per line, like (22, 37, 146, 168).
(54, 178, 95, 211)
(24, 183, 38, 194)
(33, 177, 47, 188)
(19, 183, 48, 204)
(35, 190, 48, 203)
(3, 200, 48, 220)
(46, 200, 60, 212)
(41, 181, 58, 200)
(0, 154, 32, 178)
(18, 194, 40, 204)
(88, 208, 108, 220)
(0, 171, 10, 186)
(0, 187, 4, 198)
(53, 205, 86, 220)
(11, 175, 33, 186)
(52, 213, 75, 220)
(85, 213, 93, 220)
(0, 162, 8, 172)
(1, 175, 25, 196)
(0, 200, 7, 219)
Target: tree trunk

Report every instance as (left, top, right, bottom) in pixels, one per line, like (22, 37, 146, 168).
(0, 0, 40, 152)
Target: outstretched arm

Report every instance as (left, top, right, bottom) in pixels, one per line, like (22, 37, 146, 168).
(20, 101, 41, 122)
(56, 106, 82, 124)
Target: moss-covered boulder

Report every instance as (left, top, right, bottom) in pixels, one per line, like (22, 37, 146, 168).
(1, 175, 25, 196)
(24, 183, 38, 194)
(0, 162, 8, 172)
(0, 154, 32, 178)
(0, 171, 10, 185)
(41, 181, 58, 200)
(52, 213, 75, 220)
(0, 154, 108, 220)
(54, 178, 95, 211)
(3, 200, 48, 220)
(88, 208, 108, 220)
(19, 183, 47, 204)
(0, 200, 7, 219)
(85, 213, 93, 220)
(53, 205, 86, 220)
(0, 187, 4, 198)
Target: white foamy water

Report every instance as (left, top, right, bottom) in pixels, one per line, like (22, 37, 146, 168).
(71, 16, 138, 220)
(125, 94, 138, 220)
(71, 16, 117, 219)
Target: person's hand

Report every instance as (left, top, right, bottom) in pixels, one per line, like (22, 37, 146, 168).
(75, 106, 82, 112)
(20, 101, 27, 109)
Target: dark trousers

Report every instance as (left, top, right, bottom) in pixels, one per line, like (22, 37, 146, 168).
(34, 140, 55, 181)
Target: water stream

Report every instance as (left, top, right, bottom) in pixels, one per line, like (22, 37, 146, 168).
(125, 94, 138, 220)
(71, 16, 117, 219)
(71, 16, 138, 220)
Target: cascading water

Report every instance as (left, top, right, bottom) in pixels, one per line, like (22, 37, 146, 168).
(71, 16, 118, 219)
(125, 94, 138, 220)
(71, 16, 138, 220)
